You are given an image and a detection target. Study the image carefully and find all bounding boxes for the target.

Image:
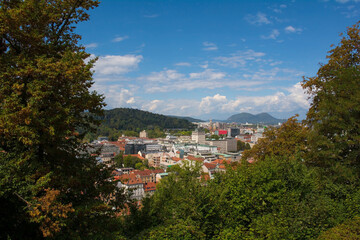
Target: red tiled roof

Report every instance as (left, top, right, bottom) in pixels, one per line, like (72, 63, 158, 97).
(132, 169, 164, 176)
(218, 164, 226, 169)
(144, 182, 157, 192)
(171, 157, 182, 162)
(211, 159, 231, 165)
(201, 173, 211, 181)
(123, 154, 145, 160)
(186, 155, 205, 162)
(204, 163, 217, 170)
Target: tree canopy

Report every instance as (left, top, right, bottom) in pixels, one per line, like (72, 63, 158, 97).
(0, 1, 124, 239)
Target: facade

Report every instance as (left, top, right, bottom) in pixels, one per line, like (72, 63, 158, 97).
(206, 138, 237, 153)
(191, 129, 206, 144)
(125, 143, 146, 154)
(139, 130, 147, 138)
(227, 128, 240, 137)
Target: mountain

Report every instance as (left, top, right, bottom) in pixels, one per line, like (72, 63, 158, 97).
(168, 115, 205, 122)
(226, 112, 285, 124)
(99, 108, 196, 132)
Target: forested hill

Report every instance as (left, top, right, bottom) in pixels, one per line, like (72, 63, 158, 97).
(167, 115, 205, 122)
(97, 108, 196, 134)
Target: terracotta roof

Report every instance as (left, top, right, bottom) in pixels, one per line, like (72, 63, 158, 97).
(201, 173, 211, 181)
(186, 155, 205, 162)
(123, 154, 145, 160)
(144, 182, 157, 192)
(171, 157, 182, 162)
(132, 169, 164, 176)
(204, 163, 217, 170)
(211, 159, 231, 165)
(218, 164, 226, 169)
(127, 177, 143, 185)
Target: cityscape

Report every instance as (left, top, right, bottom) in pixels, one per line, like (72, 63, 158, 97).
(1, 0, 360, 239)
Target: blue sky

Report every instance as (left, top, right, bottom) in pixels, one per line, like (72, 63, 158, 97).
(77, 0, 360, 120)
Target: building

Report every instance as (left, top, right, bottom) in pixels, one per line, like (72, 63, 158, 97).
(125, 143, 146, 154)
(206, 138, 237, 153)
(191, 129, 206, 144)
(139, 130, 147, 138)
(227, 127, 240, 137)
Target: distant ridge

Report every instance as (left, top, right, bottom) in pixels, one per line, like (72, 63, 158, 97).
(168, 115, 205, 122)
(226, 112, 285, 124)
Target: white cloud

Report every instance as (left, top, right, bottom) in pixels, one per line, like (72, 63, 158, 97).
(175, 62, 191, 67)
(245, 12, 271, 25)
(261, 29, 280, 39)
(336, 0, 350, 3)
(113, 36, 129, 42)
(92, 82, 309, 118)
(143, 69, 185, 83)
(143, 100, 163, 111)
(220, 83, 309, 114)
(215, 50, 266, 68)
(85, 43, 98, 48)
(144, 14, 159, 18)
(273, 4, 287, 13)
(189, 69, 226, 80)
(200, 61, 209, 69)
(285, 26, 303, 33)
(92, 84, 137, 109)
(203, 42, 218, 51)
(94, 55, 143, 75)
(200, 94, 228, 114)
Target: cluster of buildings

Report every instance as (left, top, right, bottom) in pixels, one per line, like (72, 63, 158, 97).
(90, 122, 274, 200)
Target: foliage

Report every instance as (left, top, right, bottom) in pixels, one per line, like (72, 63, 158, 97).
(96, 108, 196, 138)
(0, 0, 124, 238)
(115, 154, 149, 169)
(210, 134, 220, 140)
(302, 22, 360, 178)
(237, 140, 251, 151)
(242, 116, 308, 162)
(318, 216, 360, 240)
(146, 127, 166, 139)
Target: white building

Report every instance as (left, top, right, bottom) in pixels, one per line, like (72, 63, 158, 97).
(192, 129, 206, 144)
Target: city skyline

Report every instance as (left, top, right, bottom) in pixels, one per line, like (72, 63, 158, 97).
(77, 0, 360, 119)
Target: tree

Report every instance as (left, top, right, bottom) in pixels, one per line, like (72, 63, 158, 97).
(0, 1, 123, 238)
(237, 140, 251, 151)
(114, 153, 124, 168)
(242, 116, 308, 162)
(302, 21, 360, 180)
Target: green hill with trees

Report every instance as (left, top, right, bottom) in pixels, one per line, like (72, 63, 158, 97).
(92, 108, 196, 140)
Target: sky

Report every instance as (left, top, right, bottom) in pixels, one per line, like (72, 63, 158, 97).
(77, 0, 360, 120)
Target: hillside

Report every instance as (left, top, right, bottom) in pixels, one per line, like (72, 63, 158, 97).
(226, 112, 285, 124)
(168, 115, 205, 122)
(97, 108, 196, 135)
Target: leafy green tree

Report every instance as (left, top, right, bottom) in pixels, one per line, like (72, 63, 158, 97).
(214, 156, 346, 239)
(127, 161, 220, 239)
(210, 134, 220, 140)
(237, 140, 251, 151)
(318, 216, 360, 240)
(0, 1, 124, 239)
(302, 22, 360, 178)
(114, 153, 124, 168)
(242, 116, 308, 162)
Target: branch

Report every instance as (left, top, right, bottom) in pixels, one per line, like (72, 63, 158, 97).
(54, 0, 83, 44)
(14, 192, 31, 207)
